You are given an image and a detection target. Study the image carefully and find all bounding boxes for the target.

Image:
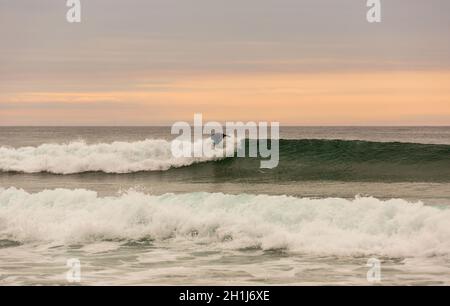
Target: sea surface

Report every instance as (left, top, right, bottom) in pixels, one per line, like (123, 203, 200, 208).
(0, 126, 449, 285)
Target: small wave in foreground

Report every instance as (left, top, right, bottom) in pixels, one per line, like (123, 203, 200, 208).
(0, 188, 448, 258)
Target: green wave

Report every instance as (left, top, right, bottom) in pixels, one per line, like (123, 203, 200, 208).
(170, 139, 450, 183)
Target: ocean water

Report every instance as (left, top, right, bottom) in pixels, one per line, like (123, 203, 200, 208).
(0, 126, 449, 285)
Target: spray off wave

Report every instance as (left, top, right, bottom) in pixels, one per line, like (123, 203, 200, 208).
(0, 188, 449, 257)
(0, 139, 229, 174)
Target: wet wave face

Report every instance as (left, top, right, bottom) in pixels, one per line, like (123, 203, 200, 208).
(1, 139, 450, 182)
(0, 187, 449, 258)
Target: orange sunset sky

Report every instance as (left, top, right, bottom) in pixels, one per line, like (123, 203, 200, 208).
(1, 1, 450, 126)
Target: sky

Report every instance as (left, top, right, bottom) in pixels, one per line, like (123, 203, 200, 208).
(1, 0, 450, 126)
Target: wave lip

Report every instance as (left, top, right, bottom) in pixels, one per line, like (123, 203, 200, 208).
(0, 139, 222, 174)
(0, 187, 449, 258)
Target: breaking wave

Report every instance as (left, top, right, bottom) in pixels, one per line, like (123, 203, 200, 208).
(0, 187, 449, 257)
(1, 139, 449, 182)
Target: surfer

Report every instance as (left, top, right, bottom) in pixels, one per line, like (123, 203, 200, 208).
(211, 131, 229, 146)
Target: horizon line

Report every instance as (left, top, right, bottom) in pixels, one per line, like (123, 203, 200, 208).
(1, 125, 450, 128)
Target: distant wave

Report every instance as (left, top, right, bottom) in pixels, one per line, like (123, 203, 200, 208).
(1, 139, 450, 182)
(0, 188, 449, 257)
(0, 139, 227, 174)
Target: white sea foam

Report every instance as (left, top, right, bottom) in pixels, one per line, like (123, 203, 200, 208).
(0, 139, 228, 174)
(0, 188, 449, 257)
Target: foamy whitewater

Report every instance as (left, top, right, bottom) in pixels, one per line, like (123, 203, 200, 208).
(1, 188, 449, 258)
(0, 139, 231, 174)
